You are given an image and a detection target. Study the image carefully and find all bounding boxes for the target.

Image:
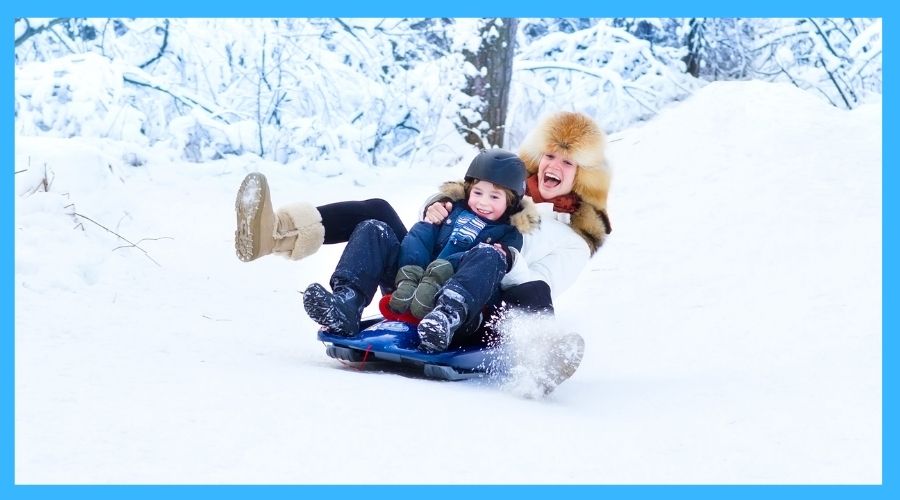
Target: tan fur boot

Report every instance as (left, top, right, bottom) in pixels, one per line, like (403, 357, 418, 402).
(270, 202, 325, 260)
(234, 173, 325, 262)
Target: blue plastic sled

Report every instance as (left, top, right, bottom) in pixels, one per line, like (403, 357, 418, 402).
(317, 317, 501, 381)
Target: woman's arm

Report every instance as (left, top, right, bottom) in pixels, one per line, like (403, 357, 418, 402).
(420, 180, 466, 223)
(423, 200, 453, 224)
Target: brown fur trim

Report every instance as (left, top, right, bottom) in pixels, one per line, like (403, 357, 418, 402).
(437, 180, 538, 235)
(438, 180, 466, 201)
(570, 204, 611, 254)
(573, 162, 611, 215)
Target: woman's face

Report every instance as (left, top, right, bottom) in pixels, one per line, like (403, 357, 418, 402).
(537, 152, 577, 199)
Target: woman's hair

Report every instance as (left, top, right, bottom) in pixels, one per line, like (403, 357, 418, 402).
(464, 178, 519, 209)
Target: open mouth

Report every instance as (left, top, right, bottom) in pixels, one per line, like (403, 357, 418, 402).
(542, 172, 562, 189)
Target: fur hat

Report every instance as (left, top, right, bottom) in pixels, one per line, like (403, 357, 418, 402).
(517, 111, 612, 253)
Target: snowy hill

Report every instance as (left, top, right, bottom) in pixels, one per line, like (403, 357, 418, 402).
(14, 81, 881, 484)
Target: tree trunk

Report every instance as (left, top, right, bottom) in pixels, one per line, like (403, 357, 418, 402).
(683, 18, 702, 78)
(459, 18, 518, 149)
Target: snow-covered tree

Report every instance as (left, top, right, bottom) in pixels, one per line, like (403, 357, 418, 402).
(612, 18, 754, 81)
(14, 18, 474, 167)
(679, 18, 754, 80)
(508, 21, 699, 139)
(454, 18, 518, 149)
(14, 17, 882, 170)
(749, 18, 881, 109)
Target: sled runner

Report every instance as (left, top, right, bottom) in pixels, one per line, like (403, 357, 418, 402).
(317, 317, 502, 381)
(317, 319, 586, 399)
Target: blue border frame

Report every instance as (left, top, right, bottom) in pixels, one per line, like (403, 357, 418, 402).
(3, 2, 892, 499)
(3, 5, 14, 498)
(881, 10, 894, 500)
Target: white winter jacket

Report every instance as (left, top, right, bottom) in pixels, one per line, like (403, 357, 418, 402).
(501, 202, 591, 301)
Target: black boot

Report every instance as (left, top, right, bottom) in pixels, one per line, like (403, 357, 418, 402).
(417, 289, 468, 352)
(303, 283, 363, 336)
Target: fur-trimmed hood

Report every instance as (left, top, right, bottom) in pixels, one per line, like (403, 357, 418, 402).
(437, 181, 540, 235)
(517, 111, 612, 254)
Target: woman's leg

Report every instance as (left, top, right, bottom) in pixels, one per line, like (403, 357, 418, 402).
(318, 199, 408, 243)
(234, 172, 406, 261)
(462, 280, 555, 347)
(498, 280, 554, 314)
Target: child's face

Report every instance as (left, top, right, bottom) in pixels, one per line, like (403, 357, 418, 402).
(467, 180, 509, 221)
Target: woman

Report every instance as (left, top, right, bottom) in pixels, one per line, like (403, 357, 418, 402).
(421, 111, 611, 313)
(235, 111, 612, 392)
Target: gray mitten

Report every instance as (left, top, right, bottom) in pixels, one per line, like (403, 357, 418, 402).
(410, 259, 454, 319)
(389, 265, 424, 313)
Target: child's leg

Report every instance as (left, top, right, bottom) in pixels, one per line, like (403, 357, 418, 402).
(443, 247, 507, 321)
(330, 219, 402, 300)
(417, 247, 506, 351)
(304, 220, 401, 335)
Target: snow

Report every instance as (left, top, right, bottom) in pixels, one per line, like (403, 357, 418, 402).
(14, 75, 880, 484)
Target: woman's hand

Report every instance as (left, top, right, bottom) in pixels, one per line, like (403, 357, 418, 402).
(425, 201, 452, 224)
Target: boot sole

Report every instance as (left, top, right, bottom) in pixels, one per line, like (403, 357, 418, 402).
(417, 318, 449, 352)
(303, 284, 354, 336)
(234, 173, 269, 262)
(542, 333, 586, 395)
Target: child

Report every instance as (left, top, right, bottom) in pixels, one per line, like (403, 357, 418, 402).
(302, 149, 534, 352)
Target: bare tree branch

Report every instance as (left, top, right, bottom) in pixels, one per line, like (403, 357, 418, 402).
(818, 56, 852, 109)
(334, 18, 363, 43)
(854, 49, 882, 77)
(73, 212, 167, 267)
(139, 19, 170, 69)
(15, 18, 69, 48)
(807, 18, 842, 60)
(122, 75, 230, 123)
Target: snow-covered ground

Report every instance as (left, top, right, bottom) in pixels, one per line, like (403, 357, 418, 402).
(14, 81, 881, 484)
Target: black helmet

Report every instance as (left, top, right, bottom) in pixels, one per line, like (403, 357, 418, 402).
(464, 149, 527, 198)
